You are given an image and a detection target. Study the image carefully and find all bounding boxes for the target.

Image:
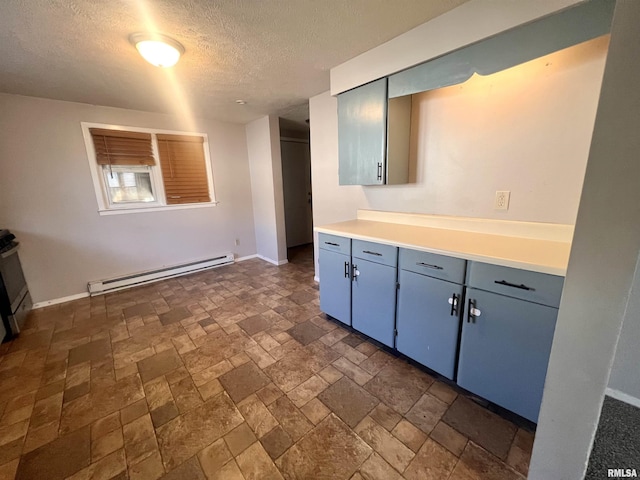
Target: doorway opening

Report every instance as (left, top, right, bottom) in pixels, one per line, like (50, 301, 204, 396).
(279, 117, 312, 264)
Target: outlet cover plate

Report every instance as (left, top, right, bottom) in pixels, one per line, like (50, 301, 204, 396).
(495, 191, 510, 210)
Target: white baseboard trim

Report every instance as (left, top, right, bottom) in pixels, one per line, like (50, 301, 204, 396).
(34, 254, 289, 309)
(33, 292, 90, 309)
(256, 255, 288, 266)
(235, 254, 259, 262)
(606, 387, 640, 409)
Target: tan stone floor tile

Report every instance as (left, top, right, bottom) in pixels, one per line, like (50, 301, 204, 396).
(260, 425, 292, 460)
(318, 364, 344, 384)
(277, 414, 371, 480)
(318, 377, 379, 429)
(364, 362, 433, 415)
(0, 403, 33, 426)
(369, 403, 402, 432)
(91, 412, 121, 442)
(300, 398, 330, 425)
(198, 379, 224, 401)
(157, 393, 243, 471)
(0, 458, 19, 480)
(238, 394, 279, 439)
(287, 374, 329, 408)
(256, 383, 283, 406)
(264, 357, 314, 393)
(137, 348, 183, 384)
(35, 379, 65, 402)
(333, 357, 373, 386)
(430, 421, 468, 457)
(319, 328, 349, 347)
(171, 334, 197, 355)
(23, 419, 59, 453)
(266, 396, 312, 442)
(219, 362, 271, 403)
(120, 398, 149, 425)
(115, 363, 139, 381)
(359, 452, 403, 480)
(150, 401, 180, 428)
(442, 396, 517, 460)
(404, 438, 458, 480)
(161, 456, 206, 480)
(191, 360, 234, 387)
(252, 331, 280, 352)
(405, 393, 449, 434)
(392, 419, 427, 453)
(197, 438, 232, 476)
(92, 427, 124, 462)
(354, 341, 378, 357)
(143, 376, 174, 412)
(332, 341, 369, 365)
(68, 448, 127, 480)
(245, 345, 276, 369)
(222, 423, 255, 457)
(170, 376, 204, 413)
(15, 425, 90, 480)
(236, 441, 284, 480)
(128, 449, 165, 480)
(206, 459, 245, 480)
(359, 350, 394, 376)
(428, 381, 459, 405)
(165, 365, 190, 385)
(123, 413, 158, 466)
(354, 416, 414, 473)
(229, 352, 252, 367)
(66, 362, 91, 389)
(449, 442, 523, 480)
(506, 428, 534, 476)
(0, 420, 28, 447)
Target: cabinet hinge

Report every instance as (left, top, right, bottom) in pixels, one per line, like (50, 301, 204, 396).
(396, 282, 400, 289)
(394, 329, 398, 337)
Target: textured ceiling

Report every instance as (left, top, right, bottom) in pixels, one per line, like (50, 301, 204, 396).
(0, 0, 469, 127)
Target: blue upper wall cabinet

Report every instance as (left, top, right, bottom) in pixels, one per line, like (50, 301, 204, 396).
(337, 79, 411, 185)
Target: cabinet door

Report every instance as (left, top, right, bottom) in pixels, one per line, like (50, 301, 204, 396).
(318, 249, 351, 326)
(338, 78, 387, 185)
(351, 259, 396, 347)
(457, 288, 558, 422)
(396, 270, 462, 380)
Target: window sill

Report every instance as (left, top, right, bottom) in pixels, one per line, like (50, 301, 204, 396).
(97, 201, 220, 216)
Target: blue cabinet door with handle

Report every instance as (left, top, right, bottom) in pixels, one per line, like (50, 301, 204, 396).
(457, 288, 558, 422)
(396, 270, 463, 380)
(351, 258, 397, 347)
(318, 248, 352, 326)
(338, 78, 388, 185)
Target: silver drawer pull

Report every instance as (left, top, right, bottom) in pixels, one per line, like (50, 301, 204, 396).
(494, 280, 534, 291)
(417, 262, 443, 270)
(363, 250, 382, 256)
(324, 241, 340, 246)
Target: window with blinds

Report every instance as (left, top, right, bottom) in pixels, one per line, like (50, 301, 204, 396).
(156, 134, 211, 205)
(83, 123, 216, 214)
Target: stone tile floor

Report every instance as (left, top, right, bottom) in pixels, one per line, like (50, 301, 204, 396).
(0, 246, 534, 479)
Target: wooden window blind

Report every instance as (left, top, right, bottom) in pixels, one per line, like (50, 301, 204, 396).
(156, 134, 211, 204)
(89, 128, 155, 166)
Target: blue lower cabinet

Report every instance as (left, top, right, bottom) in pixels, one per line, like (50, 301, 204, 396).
(351, 258, 397, 347)
(457, 288, 559, 422)
(396, 270, 463, 380)
(318, 248, 351, 326)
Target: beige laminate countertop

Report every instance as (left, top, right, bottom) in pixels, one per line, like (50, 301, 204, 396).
(315, 219, 571, 276)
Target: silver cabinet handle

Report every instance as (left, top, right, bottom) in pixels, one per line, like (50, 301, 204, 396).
(362, 250, 382, 257)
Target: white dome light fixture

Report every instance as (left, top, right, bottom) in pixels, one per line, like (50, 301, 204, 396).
(129, 33, 184, 68)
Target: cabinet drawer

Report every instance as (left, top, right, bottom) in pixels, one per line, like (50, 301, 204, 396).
(318, 233, 351, 255)
(352, 240, 397, 267)
(399, 248, 466, 284)
(467, 262, 564, 308)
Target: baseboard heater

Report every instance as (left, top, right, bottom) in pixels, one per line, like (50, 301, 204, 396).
(87, 253, 234, 295)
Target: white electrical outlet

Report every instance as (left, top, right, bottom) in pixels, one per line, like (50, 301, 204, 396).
(495, 191, 510, 210)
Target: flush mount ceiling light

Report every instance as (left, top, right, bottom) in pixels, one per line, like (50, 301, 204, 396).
(129, 33, 184, 68)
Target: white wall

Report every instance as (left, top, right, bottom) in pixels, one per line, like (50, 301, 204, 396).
(529, 1, 640, 477)
(608, 256, 640, 402)
(311, 37, 607, 275)
(0, 93, 257, 304)
(246, 116, 287, 265)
